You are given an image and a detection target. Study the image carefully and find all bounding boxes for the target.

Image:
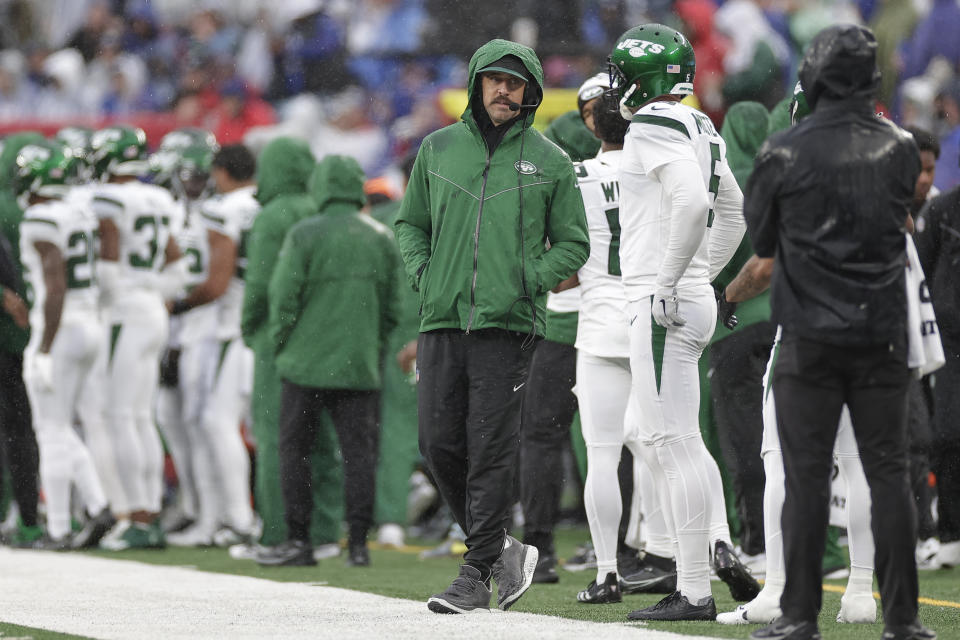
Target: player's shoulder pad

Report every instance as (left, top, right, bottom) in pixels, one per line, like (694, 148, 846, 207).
(22, 201, 65, 227)
(631, 101, 713, 140)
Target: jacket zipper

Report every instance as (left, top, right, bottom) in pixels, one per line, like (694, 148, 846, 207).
(466, 146, 492, 333)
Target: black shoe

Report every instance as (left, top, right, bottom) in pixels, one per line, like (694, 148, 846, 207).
(427, 565, 492, 614)
(565, 541, 597, 571)
(31, 534, 72, 551)
(627, 591, 717, 621)
(492, 534, 538, 611)
(346, 541, 370, 567)
(751, 616, 822, 640)
(714, 540, 761, 602)
(577, 572, 622, 604)
(620, 554, 677, 594)
(72, 508, 115, 550)
(533, 554, 559, 584)
(882, 620, 937, 640)
(255, 539, 317, 567)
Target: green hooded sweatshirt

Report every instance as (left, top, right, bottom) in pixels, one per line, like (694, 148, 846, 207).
(241, 137, 317, 349)
(712, 101, 772, 343)
(543, 110, 601, 163)
(0, 131, 45, 354)
(395, 39, 589, 337)
(269, 155, 401, 389)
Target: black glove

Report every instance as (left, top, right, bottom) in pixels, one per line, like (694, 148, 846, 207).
(717, 288, 739, 331)
(159, 348, 181, 387)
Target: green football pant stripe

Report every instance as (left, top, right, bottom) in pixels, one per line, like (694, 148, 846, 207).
(650, 298, 667, 394)
(109, 324, 122, 368)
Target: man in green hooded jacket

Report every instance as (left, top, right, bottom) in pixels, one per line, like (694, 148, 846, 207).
(0, 132, 42, 545)
(240, 137, 342, 555)
(261, 155, 400, 568)
(396, 39, 589, 613)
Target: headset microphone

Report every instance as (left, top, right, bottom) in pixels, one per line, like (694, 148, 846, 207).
(508, 100, 540, 111)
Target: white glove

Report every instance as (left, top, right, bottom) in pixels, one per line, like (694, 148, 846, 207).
(652, 287, 686, 328)
(28, 352, 54, 393)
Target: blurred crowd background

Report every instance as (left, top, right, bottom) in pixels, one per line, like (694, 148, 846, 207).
(0, 0, 958, 188)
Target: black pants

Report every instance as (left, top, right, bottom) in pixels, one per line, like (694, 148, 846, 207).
(417, 329, 533, 578)
(0, 351, 38, 527)
(906, 376, 936, 540)
(775, 334, 917, 626)
(278, 381, 380, 544)
(710, 321, 776, 556)
(520, 339, 577, 556)
(931, 341, 960, 543)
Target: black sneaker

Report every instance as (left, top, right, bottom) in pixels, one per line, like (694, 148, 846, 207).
(627, 591, 717, 621)
(533, 553, 559, 584)
(577, 572, 622, 604)
(32, 534, 72, 551)
(565, 542, 597, 571)
(427, 565, 492, 614)
(882, 620, 937, 640)
(255, 539, 317, 567)
(72, 508, 115, 550)
(492, 534, 538, 610)
(714, 540, 761, 602)
(750, 616, 822, 640)
(346, 541, 370, 567)
(620, 554, 677, 594)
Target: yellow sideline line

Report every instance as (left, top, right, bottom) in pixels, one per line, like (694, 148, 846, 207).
(821, 584, 960, 609)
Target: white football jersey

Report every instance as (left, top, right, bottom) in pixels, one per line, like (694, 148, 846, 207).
(199, 185, 260, 340)
(574, 149, 629, 358)
(20, 197, 100, 332)
(619, 101, 741, 301)
(173, 200, 218, 345)
(90, 181, 179, 293)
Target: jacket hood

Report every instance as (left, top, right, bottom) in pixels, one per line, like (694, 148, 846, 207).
(0, 131, 45, 191)
(798, 24, 880, 109)
(309, 154, 366, 212)
(720, 101, 770, 189)
(543, 111, 601, 162)
(464, 39, 544, 127)
(255, 137, 316, 205)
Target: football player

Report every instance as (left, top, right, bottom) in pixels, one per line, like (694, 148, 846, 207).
(151, 135, 221, 543)
(90, 125, 186, 550)
(609, 24, 754, 621)
(164, 143, 260, 547)
(15, 140, 111, 548)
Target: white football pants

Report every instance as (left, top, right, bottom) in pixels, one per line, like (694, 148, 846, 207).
(627, 287, 728, 602)
(104, 292, 168, 514)
(24, 315, 109, 540)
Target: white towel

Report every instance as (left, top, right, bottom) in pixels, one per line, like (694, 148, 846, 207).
(905, 234, 945, 377)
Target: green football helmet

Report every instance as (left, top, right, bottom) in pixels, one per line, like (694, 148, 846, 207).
(789, 81, 811, 125)
(149, 128, 218, 189)
(14, 140, 80, 207)
(608, 24, 696, 118)
(174, 144, 216, 200)
(90, 125, 149, 180)
(55, 125, 95, 180)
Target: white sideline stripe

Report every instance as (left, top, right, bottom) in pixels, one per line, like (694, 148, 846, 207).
(0, 549, 724, 640)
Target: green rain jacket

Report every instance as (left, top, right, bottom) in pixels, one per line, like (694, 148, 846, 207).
(0, 131, 44, 354)
(241, 137, 317, 349)
(395, 39, 589, 337)
(269, 155, 401, 389)
(543, 110, 601, 163)
(712, 101, 772, 344)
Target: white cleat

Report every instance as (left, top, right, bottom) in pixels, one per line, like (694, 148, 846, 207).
(166, 525, 215, 547)
(837, 591, 877, 623)
(376, 523, 405, 548)
(931, 540, 960, 568)
(716, 591, 782, 625)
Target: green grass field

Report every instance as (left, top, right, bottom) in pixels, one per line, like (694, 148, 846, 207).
(5, 526, 953, 640)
